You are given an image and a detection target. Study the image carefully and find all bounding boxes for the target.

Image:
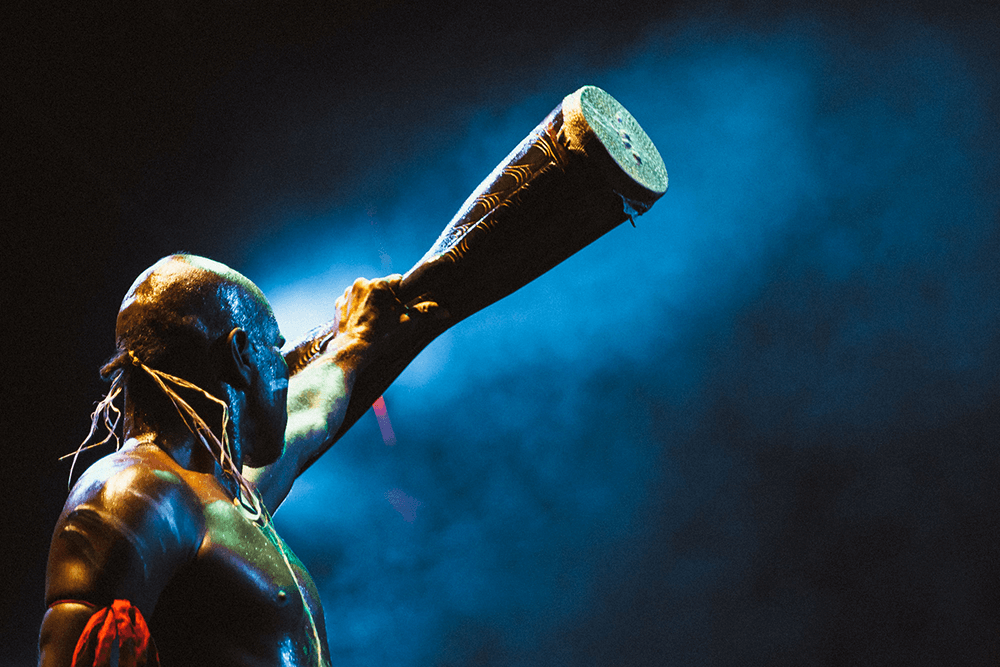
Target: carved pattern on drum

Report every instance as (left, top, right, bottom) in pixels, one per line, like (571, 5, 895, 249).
(313, 87, 665, 455)
(436, 120, 569, 268)
(288, 339, 321, 375)
(285, 323, 339, 375)
(505, 163, 535, 185)
(470, 192, 504, 219)
(534, 127, 564, 164)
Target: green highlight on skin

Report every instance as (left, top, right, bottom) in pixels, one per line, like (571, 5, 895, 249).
(208, 497, 324, 665)
(152, 470, 181, 484)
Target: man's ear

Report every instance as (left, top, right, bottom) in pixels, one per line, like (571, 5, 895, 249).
(222, 327, 252, 389)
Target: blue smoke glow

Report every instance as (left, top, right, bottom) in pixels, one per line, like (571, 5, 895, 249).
(223, 10, 1000, 666)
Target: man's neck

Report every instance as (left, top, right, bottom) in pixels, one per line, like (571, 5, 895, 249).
(124, 407, 242, 497)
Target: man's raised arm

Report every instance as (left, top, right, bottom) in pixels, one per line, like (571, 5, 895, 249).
(245, 275, 441, 511)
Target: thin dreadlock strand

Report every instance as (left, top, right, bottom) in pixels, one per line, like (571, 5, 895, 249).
(144, 369, 232, 471)
(61, 352, 262, 522)
(140, 367, 215, 448)
(143, 370, 229, 462)
(63, 378, 123, 457)
(61, 376, 124, 489)
(139, 364, 259, 520)
(100, 391, 122, 449)
(129, 354, 259, 520)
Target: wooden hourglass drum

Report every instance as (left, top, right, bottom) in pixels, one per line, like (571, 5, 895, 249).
(285, 85, 668, 453)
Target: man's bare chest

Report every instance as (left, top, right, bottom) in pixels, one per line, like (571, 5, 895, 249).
(150, 497, 328, 665)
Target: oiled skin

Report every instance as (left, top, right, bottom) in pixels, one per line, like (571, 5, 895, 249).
(42, 443, 329, 667)
(39, 266, 433, 667)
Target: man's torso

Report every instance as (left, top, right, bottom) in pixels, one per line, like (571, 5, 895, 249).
(46, 442, 329, 666)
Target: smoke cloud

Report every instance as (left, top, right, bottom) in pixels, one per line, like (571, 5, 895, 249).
(217, 7, 999, 666)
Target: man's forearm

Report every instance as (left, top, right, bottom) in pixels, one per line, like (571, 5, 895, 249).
(246, 274, 440, 511)
(247, 334, 367, 511)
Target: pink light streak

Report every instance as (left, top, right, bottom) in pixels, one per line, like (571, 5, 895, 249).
(372, 395, 396, 446)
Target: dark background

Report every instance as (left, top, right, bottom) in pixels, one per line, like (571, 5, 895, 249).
(5, 1, 1000, 665)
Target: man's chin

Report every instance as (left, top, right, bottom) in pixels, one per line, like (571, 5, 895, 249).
(243, 442, 284, 468)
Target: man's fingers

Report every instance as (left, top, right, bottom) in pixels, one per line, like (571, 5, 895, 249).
(400, 300, 450, 324)
(383, 274, 403, 293)
(410, 301, 448, 318)
(336, 275, 447, 342)
(335, 292, 349, 322)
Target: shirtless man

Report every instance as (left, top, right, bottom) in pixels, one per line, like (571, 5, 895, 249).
(38, 254, 436, 666)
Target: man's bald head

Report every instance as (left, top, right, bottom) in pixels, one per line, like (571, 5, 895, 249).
(107, 254, 275, 392)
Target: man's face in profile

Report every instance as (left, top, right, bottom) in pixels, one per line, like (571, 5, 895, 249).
(242, 299, 289, 468)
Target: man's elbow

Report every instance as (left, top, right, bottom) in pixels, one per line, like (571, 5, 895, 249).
(38, 602, 97, 667)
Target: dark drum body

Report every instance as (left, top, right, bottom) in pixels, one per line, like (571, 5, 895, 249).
(286, 85, 668, 459)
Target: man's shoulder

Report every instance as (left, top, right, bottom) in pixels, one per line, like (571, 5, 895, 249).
(46, 444, 208, 609)
(60, 444, 207, 549)
(69, 444, 193, 502)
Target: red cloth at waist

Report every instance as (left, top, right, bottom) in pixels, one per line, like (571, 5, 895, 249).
(71, 599, 159, 667)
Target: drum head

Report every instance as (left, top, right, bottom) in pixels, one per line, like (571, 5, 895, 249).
(563, 85, 668, 207)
